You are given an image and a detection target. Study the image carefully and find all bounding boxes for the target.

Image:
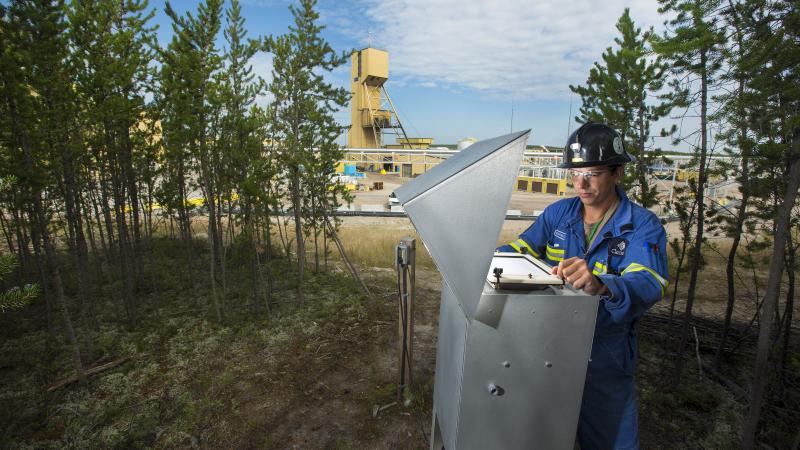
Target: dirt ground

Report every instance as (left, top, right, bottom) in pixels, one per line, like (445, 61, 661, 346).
(277, 254, 778, 449)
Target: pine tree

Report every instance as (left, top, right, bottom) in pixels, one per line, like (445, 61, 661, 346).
(710, 0, 758, 371)
(651, 0, 727, 385)
(570, 8, 673, 207)
(0, 0, 85, 379)
(161, 0, 225, 321)
(265, 0, 349, 304)
(734, 0, 800, 447)
(218, 0, 272, 312)
(68, 0, 157, 329)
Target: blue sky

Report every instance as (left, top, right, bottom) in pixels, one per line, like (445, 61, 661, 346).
(150, 0, 686, 149)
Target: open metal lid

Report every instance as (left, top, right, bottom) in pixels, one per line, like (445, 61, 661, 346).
(393, 130, 530, 319)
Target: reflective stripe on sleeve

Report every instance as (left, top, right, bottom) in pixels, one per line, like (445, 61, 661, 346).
(507, 239, 541, 258)
(622, 263, 668, 296)
(516, 239, 540, 257)
(546, 245, 564, 262)
(592, 261, 607, 276)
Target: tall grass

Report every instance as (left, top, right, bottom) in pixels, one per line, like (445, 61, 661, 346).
(331, 218, 532, 271)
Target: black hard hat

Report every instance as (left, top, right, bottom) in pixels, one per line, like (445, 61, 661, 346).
(558, 122, 634, 169)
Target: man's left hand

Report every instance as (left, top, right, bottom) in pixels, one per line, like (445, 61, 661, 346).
(551, 257, 609, 296)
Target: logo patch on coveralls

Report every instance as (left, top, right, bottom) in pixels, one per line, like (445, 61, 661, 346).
(553, 230, 567, 241)
(609, 238, 628, 256)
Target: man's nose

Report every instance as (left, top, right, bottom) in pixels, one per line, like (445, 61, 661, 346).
(575, 175, 589, 187)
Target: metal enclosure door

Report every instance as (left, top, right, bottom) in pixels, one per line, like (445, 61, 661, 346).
(456, 285, 598, 450)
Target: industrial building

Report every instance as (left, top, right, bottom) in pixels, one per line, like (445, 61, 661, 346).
(341, 48, 736, 203)
(343, 47, 565, 193)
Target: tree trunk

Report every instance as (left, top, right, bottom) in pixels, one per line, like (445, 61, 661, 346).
(200, 157, 223, 323)
(88, 184, 110, 262)
(113, 182, 137, 329)
(668, 198, 698, 327)
(292, 168, 305, 304)
(262, 201, 274, 310)
(219, 194, 227, 295)
(61, 165, 94, 357)
(105, 126, 138, 330)
(741, 135, 800, 450)
(83, 192, 101, 264)
(312, 194, 320, 273)
(122, 129, 143, 280)
(97, 167, 117, 252)
(176, 158, 194, 291)
(636, 107, 648, 205)
(10, 98, 85, 380)
(11, 208, 32, 270)
(29, 216, 55, 342)
(779, 228, 795, 391)
(673, 48, 709, 386)
(39, 204, 86, 381)
(0, 209, 16, 256)
(207, 190, 223, 322)
(715, 80, 752, 370)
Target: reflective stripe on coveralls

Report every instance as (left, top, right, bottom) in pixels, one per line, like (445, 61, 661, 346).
(497, 186, 668, 450)
(508, 238, 540, 257)
(545, 244, 564, 262)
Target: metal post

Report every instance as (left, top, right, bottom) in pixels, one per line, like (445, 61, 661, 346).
(396, 237, 416, 401)
(669, 166, 677, 205)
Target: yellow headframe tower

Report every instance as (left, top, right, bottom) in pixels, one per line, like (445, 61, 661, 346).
(347, 48, 411, 149)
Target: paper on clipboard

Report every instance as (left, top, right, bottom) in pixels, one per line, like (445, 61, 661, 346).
(487, 252, 564, 288)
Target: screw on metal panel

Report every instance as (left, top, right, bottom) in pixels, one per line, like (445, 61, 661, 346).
(545, 361, 553, 368)
(573, 310, 578, 314)
(502, 361, 511, 368)
(531, 309, 536, 314)
(487, 383, 505, 396)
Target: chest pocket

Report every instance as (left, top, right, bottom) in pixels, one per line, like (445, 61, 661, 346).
(546, 228, 569, 263)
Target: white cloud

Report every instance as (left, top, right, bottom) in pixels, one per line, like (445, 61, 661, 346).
(251, 52, 275, 107)
(341, 0, 665, 100)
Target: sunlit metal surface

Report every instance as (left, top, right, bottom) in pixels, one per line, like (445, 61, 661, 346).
(394, 130, 530, 318)
(433, 282, 598, 450)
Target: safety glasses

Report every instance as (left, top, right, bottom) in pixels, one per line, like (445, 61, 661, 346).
(569, 169, 611, 180)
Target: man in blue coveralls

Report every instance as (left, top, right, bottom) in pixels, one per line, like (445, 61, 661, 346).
(497, 122, 668, 450)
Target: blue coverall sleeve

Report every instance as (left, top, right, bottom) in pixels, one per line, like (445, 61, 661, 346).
(496, 210, 551, 259)
(597, 213, 668, 325)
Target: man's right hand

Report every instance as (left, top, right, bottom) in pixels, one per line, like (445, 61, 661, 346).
(552, 257, 608, 296)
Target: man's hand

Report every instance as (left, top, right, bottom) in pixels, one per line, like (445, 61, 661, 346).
(551, 257, 609, 296)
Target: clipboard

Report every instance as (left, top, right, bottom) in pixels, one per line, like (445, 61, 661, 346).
(487, 252, 564, 289)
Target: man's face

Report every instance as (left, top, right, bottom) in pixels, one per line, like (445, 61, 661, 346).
(568, 166, 621, 209)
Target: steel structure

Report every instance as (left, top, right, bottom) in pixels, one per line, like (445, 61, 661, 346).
(347, 48, 412, 149)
